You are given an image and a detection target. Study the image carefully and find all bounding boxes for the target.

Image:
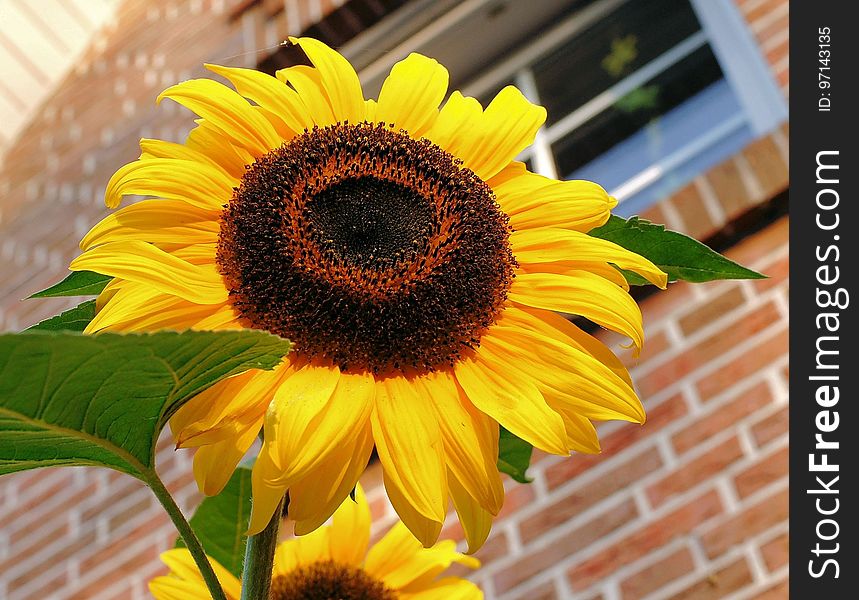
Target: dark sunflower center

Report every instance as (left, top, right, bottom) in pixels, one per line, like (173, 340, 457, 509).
(305, 176, 434, 268)
(217, 122, 516, 374)
(269, 560, 396, 600)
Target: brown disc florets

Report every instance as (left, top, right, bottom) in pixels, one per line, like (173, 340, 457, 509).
(269, 560, 396, 600)
(218, 122, 516, 374)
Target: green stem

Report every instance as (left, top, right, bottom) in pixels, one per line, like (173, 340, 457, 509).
(240, 495, 285, 600)
(148, 472, 229, 600)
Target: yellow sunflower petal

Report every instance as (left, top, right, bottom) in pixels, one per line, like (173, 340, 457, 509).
(276, 65, 336, 125)
(505, 305, 633, 386)
(399, 577, 483, 600)
(327, 483, 371, 567)
(291, 37, 365, 124)
(158, 79, 281, 155)
(248, 459, 288, 535)
(139, 138, 231, 175)
(483, 325, 644, 424)
(550, 403, 601, 454)
(371, 376, 447, 524)
(275, 522, 332, 566)
(149, 577, 215, 600)
(288, 422, 374, 537)
(457, 86, 546, 180)
(485, 160, 529, 188)
(70, 241, 228, 304)
(157, 549, 242, 599)
(186, 119, 254, 180)
(80, 199, 219, 251)
(205, 63, 312, 134)
(365, 520, 478, 590)
(383, 470, 444, 549)
(192, 422, 261, 496)
(364, 98, 377, 122)
(509, 271, 645, 348)
(263, 365, 374, 484)
(494, 175, 614, 233)
(454, 348, 568, 455)
(192, 303, 244, 331)
(511, 228, 667, 288)
(172, 365, 287, 448)
(376, 53, 448, 137)
(521, 259, 631, 290)
(419, 370, 503, 514)
(104, 158, 234, 210)
(85, 283, 172, 333)
(424, 91, 483, 153)
(448, 472, 493, 555)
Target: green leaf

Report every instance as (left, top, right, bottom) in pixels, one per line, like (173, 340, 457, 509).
(178, 467, 252, 578)
(0, 331, 290, 479)
(497, 427, 533, 483)
(27, 301, 96, 332)
(29, 271, 112, 298)
(589, 215, 766, 284)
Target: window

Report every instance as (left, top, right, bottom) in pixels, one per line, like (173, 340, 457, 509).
(459, 0, 787, 215)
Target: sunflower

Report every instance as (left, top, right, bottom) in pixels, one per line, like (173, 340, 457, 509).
(72, 37, 666, 550)
(150, 486, 482, 599)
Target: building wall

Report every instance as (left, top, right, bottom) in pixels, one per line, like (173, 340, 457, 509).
(0, 1, 788, 598)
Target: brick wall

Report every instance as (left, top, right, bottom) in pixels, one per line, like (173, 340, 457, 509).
(734, 0, 789, 97)
(0, 1, 788, 599)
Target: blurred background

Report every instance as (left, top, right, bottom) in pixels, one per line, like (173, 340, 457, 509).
(0, 0, 788, 598)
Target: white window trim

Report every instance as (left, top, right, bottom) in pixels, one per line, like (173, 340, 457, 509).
(689, 0, 787, 135)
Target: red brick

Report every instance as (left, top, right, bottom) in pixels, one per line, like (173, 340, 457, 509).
(620, 546, 696, 600)
(696, 328, 788, 401)
(79, 519, 161, 573)
(68, 542, 162, 600)
(0, 474, 73, 529)
(742, 135, 788, 199)
(107, 494, 154, 533)
(673, 380, 772, 453)
(8, 565, 68, 595)
(639, 302, 781, 396)
(754, 253, 789, 294)
(740, 0, 785, 24)
(442, 484, 535, 544)
(647, 436, 744, 507)
(447, 531, 509, 577)
(765, 38, 789, 68)
(528, 446, 661, 542)
(756, 10, 789, 45)
(667, 182, 720, 239)
(544, 393, 687, 483)
(639, 281, 695, 323)
(705, 157, 755, 220)
(0, 530, 96, 574)
(756, 578, 789, 600)
(665, 558, 754, 600)
(495, 498, 639, 593)
(700, 488, 788, 558)
(510, 580, 559, 600)
(567, 490, 723, 591)
(369, 496, 388, 522)
(750, 406, 788, 447)
(734, 446, 788, 498)
(723, 216, 788, 270)
(616, 328, 671, 369)
(760, 531, 789, 572)
(677, 285, 746, 337)
(638, 203, 671, 232)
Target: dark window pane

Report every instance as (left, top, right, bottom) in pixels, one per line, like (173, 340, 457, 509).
(533, 0, 703, 124)
(552, 44, 723, 177)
